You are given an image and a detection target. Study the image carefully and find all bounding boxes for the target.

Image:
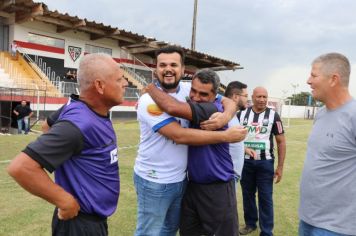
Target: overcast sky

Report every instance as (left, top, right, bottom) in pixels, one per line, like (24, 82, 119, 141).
(40, 0, 356, 98)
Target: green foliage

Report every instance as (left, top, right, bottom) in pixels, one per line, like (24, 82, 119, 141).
(288, 91, 317, 106)
(0, 119, 313, 235)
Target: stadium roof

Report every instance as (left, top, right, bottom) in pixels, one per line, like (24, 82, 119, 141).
(0, 0, 242, 71)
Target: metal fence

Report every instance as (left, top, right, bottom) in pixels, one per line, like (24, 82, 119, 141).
(59, 81, 79, 97)
(124, 87, 141, 100)
(59, 81, 140, 100)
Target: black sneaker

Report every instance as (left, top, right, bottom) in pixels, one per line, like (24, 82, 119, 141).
(239, 225, 257, 235)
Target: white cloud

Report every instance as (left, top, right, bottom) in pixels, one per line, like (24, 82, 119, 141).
(263, 65, 310, 98)
(39, 0, 356, 98)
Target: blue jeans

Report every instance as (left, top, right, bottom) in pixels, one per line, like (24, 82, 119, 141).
(240, 159, 274, 236)
(299, 220, 349, 236)
(133, 173, 187, 236)
(17, 117, 29, 134)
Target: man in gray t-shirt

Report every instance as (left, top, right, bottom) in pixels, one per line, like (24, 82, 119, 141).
(299, 52, 356, 235)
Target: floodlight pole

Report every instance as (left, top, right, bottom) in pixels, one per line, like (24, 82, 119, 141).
(191, 0, 198, 51)
(291, 83, 299, 105)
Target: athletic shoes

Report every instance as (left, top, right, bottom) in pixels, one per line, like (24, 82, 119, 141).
(239, 225, 257, 235)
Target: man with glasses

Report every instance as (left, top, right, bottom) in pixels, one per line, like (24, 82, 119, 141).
(225, 81, 251, 182)
(225, 81, 249, 110)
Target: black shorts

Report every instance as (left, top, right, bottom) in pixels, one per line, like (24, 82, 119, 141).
(179, 179, 238, 236)
(52, 208, 108, 236)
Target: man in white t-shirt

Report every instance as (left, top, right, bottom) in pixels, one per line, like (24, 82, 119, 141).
(134, 46, 247, 236)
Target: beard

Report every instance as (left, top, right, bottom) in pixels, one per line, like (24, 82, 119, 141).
(155, 70, 181, 90)
(238, 101, 247, 111)
(161, 73, 180, 90)
(160, 80, 180, 90)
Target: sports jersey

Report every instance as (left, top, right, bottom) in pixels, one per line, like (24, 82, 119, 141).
(25, 99, 120, 217)
(237, 107, 284, 160)
(188, 97, 242, 183)
(46, 94, 79, 127)
(134, 82, 191, 184)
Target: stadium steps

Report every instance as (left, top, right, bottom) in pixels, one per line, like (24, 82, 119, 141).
(122, 69, 144, 90)
(0, 52, 61, 97)
(0, 68, 16, 87)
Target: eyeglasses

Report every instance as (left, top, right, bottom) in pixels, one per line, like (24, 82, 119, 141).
(237, 94, 248, 98)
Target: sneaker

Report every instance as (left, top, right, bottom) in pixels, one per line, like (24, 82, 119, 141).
(239, 225, 257, 235)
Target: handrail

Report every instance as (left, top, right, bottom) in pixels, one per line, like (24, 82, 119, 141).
(120, 63, 148, 86)
(18, 49, 48, 83)
(1, 50, 61, 97)
(132, 54, 153, 71)
(17, 47, 49, 81)
(123, 49, 155, 84)
(13, 48, 154, 93)
(17, 47, 62, 91)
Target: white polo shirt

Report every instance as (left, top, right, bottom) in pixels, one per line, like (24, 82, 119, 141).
(134, 82, 191, 184)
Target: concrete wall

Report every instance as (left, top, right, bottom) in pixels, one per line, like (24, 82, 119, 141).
(280, 105, 320, 119)
(12, 21, 150, 69)
(30, 102, 137, 120)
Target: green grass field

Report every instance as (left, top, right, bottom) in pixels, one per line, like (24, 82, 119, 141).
(0, 119, 313, 236)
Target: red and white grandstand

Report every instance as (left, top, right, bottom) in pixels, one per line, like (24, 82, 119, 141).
(0, 0, 241, 132)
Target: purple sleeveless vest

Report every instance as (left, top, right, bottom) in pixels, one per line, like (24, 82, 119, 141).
(56, 100, 120, 217)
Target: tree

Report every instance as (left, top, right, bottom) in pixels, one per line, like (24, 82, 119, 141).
(288, 92, 321, 106)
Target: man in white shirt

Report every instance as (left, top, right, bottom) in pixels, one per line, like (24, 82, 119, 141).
(134, 46, 246, 236)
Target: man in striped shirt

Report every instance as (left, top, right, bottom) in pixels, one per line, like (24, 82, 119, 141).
(237, 87, 286, 236)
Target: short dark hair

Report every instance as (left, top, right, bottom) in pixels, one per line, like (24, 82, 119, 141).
(192, 68, 220, 94)
(312, 52, 350, 86)
(225, 81, 247, 98)
(155, 46, 185, 65)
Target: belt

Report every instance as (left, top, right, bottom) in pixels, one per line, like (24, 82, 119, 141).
(189, 178, 235, 185)
(77, 211, 107, 222)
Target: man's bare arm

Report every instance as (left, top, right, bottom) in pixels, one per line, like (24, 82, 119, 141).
(147, 83, 237, 128)
(274, 134, 286, 184)
(146, 83, 193, 120)
(158, 121, 247, 145)
(42, 119, 50, 133)
(7, 153, 80, 219)
(221, 96, 238, 119)
(200, 96, 237, 130)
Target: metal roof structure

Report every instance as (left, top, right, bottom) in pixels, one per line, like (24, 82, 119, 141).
(0, 0, 242, 70)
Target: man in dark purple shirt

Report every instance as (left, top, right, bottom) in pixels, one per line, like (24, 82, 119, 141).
(147, 68, 244, 236)
(7, 53, 128, 236)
